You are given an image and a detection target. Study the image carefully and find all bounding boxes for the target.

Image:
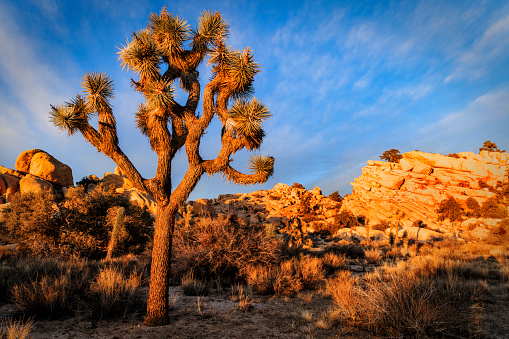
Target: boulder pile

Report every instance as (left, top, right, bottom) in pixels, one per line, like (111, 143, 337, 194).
(1, 149, 73, 203)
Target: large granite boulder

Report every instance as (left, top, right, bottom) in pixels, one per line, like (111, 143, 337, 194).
(15, 149, 73, 187)
(19, 174, 53, 193)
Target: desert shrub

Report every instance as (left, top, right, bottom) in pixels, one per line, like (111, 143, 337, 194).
(478, 179, 495, 192)
(1, 190, 61, 247)
(172, 216, 283, 284)
(489, 218, 509, 244)
(60, 185, 153, 257)
(291, 182, 305, 190)
(0, 317, 34, 339)
(379, 149, 402, 163)
(325, 242, 365, 259)
(243, 265, 275, 295)
(447, 153, 460, 158)
(481, 197, 507, 219)
(0, 185, 153, 258)
(332, 211, 360, 230)
(372, 220, 390, 231)
(273, 259, 303, 296)
(466, 197, 482, 218)
(181, 271, 209, 296)
(411, 219, 427, 228)
(76, 175, 100, 191)
(436, 197, 465, 222)
(327, 191, 342, 204)
(329, 268, 485, 337)
(479, 140, 505, 152)
(88, 266, 143, 319)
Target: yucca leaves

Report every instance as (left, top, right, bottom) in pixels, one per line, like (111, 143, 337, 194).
(119, 29, 160, 78)
(248, 155, 274, 178)
(192, 11, 229, 51)
(81, 72, 114, 112)
(229, 98, 271, 149)
(226, 48, 260, 94)
(49, 103, 87, 136)
(149, 10, 189, 57)
(208, 37, 232, 76)
(143, 76, 175, 109)
(135, 104, 150, 136)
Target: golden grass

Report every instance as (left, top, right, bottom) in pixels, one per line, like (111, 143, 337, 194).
(181, 272, 208, 296)
(364, 248, 382, 264)
(327, 256, 487, 338)
(11, 273, 74, 318)
(0, 317, 34, 339)
(89, 266, 142, 318)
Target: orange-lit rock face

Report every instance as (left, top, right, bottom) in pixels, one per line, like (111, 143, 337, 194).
(15, 149, 73, 187)
(342, 151, 508, 227)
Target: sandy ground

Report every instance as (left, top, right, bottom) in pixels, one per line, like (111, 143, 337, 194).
(19, 286, 376, 339)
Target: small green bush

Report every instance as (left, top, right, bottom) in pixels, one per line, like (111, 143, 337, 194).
(465, 197, 482, 218)
(481, 197, 507, 219)
(436, 197, 464, 222)
(379, 149, 402, 163)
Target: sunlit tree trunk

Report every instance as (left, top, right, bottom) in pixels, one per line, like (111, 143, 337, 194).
(144, 202, 176, 326)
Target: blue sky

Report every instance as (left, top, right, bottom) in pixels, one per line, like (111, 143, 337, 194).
(1, 0, 508, 200)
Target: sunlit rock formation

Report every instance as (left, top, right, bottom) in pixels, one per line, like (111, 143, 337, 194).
(341, 150, 508, 228)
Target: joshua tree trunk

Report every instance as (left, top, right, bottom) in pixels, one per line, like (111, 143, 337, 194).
(145, 203, 177, 326)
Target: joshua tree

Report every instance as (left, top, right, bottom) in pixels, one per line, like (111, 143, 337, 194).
(49, 9, 274, 326)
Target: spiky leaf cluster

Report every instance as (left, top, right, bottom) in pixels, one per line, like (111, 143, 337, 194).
(248, 155, 274, 178)
(49, 95, 91, 136)
(135, 104, 150, 136)
(229, 98, 271, 149)
(144, 76, 175, 109)
(81, 72, 115, 112)
(149, 12, 189, 57)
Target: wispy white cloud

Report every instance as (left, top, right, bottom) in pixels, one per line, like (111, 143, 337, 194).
(416, 86, 509, 153)
(445, 11, 509, 82)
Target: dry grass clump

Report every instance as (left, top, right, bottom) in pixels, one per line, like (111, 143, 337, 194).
(181, 272, 209, 296)
(8, 258, 92, 318)
(0, 317, 34, 339)
(325, 242, 365, 259)
(364, 249, 382, 265)
(272, 255, 325, 296)
(230, 284, 253, 311)
(1, 253, 149, 320)
(273, 259, 304, 297)
(243, 264, 275, 295)
(12, 273, 75, 318)
(88, 266, 142, 319)
(328, 262, 486, 337)
(321, 252, 347, 275)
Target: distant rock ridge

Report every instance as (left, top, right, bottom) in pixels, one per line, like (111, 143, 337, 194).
(341, 150, 508, 228)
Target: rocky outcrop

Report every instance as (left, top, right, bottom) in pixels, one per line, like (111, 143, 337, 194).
(19, 174, 53, 194)
(15, 149, 73, 187)
(341, 151, 508, 228)
(1, 150, 74, 202)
